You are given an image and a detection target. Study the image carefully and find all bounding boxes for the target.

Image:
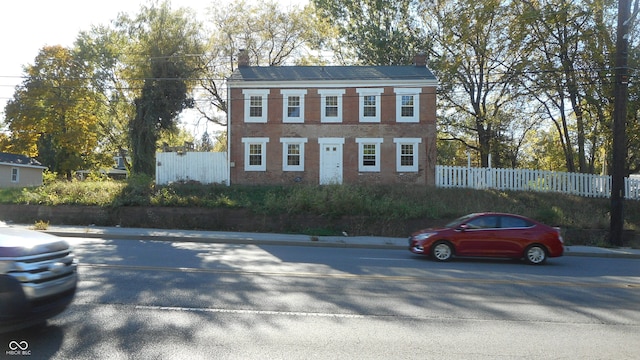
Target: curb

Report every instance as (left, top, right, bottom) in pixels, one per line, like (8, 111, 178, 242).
(38, 228, 640, 259)
(43, 230, 408, 250)
(562, 249, 640, 259)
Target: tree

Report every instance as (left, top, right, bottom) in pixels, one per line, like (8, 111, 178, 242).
(74, 25, 134, 172)
(312, 0, 426, 65)
(3, 46, 102, 179)
(423, 0, 529, 167)
(158, 126, 195, 149)
(626, 46, 640, 174)
(519, 129, 570, 171)
(115, 0, 204, 176)
(196, 0, 315, 125)
(513, 0, 616, 173)
(197, 131, 214, 152)
(212, 131, 227, 152)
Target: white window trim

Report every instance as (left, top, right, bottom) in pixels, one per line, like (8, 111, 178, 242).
(394, 138, 422, 172)
(242, 137, 270, 171)
(11, 168, 19, 183)
(394, 88, 421, 123)
(242, 89, 269, 123)
(281, 89, 307, 123)
(357, 88, 383, 123)
(280, 137, 308, 171)
(318, 89, 345, 123)
(356, 138, 383, 172)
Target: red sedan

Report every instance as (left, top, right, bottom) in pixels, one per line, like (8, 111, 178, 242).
(409, 212, 564, 264)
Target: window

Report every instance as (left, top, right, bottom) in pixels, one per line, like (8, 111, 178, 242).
(326, 96, 338, 117)
(318, 89, 345, 123)
(250, 96, 263, 117)
(287, 144, 300, 165)
(243, 89, 269, 123)
(500, 216, 534, 229)
(249, 144, 262, 165)
(467, 216, 499, 229)
(357, 88, 383, 122)
(363, 96, 376, 117)
(280, 138, 308, 171)
(356, 138, 383, 172)
(400, 145, 413, 165)
(242, 137, 269, 171)
(288, 97, 300, 117)
(401, 96, 414, 117)
(11, 168, 19, 183)
(363, 144, 376, 165)
(394, 88, 421, 122)
(281, 90, 307, 123)
(393, 138, 422, 172)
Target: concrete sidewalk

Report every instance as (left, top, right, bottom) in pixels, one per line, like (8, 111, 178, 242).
(14, 223, 640, 259)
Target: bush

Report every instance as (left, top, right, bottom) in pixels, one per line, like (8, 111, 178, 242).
(112, 174, 155, 206)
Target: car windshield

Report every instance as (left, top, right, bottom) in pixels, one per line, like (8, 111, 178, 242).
(445, 213, 478, 228)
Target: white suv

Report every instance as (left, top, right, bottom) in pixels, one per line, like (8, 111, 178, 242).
(0, 223, 77, 333)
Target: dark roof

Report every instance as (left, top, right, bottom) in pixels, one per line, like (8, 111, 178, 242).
(229, 65, 437, 83)
(0, 152, 43, 167)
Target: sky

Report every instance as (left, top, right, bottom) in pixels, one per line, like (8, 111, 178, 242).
(0, 0, 304, 138)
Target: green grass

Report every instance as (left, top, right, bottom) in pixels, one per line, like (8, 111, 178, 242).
(2, 177, 639, 234)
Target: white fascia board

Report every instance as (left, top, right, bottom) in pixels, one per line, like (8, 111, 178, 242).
(0, 162, 47, 170)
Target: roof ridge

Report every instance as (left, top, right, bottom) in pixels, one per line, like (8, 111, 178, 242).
(230, 65, 437, 83)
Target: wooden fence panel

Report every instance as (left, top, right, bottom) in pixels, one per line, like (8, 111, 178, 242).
(156, 152, 228, 185)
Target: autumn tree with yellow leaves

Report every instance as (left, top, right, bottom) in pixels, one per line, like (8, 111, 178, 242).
(3, 45, 103, 179)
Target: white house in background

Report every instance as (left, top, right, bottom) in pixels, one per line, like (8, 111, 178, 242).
(0, 152, 47, 187)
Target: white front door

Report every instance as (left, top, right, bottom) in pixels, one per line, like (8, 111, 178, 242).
(319, 138, 344, 185)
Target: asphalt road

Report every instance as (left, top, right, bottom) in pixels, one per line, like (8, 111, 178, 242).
(2, 237, 639, 360)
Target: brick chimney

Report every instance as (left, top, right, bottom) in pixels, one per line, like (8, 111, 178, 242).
(413, 53, 427, 67)
(238, 49, 249, 68)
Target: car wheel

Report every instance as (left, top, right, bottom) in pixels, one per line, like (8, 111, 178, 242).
(524, 245, 547, 265)
(431, 241, 453, 262)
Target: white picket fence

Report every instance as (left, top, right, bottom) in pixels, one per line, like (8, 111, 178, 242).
(436, 165, 640, 200)
(156, 152, 228, 185)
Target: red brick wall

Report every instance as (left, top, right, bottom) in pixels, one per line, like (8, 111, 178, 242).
(229, 85, 437, 185)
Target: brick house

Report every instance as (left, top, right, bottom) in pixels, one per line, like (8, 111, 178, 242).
(226, 53, 438, 185)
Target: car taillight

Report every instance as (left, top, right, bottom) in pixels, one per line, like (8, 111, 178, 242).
(553, 227, 564, 243)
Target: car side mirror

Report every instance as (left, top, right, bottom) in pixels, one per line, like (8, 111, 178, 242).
(456, 224, 469, 232)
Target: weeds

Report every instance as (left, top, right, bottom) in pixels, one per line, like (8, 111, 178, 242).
(1, 179, 639, 232)
(32, 220, 49, 230)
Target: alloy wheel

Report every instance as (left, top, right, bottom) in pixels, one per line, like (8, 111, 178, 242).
(525, 245, 547, 265)
(432, 242, 453, 261)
